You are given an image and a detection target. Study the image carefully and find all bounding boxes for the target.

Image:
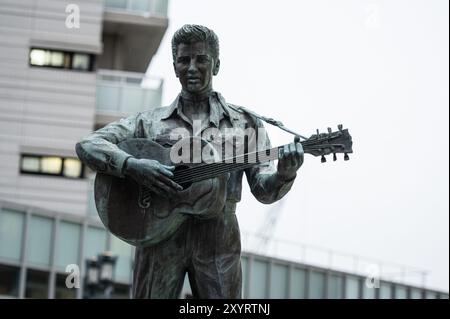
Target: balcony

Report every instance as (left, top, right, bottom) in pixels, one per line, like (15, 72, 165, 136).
(95, 69, 163, 126)
(104, 0, 168, 17)
(99, 0, 169, 72)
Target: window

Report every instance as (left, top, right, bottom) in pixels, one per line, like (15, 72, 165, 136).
(394, 285, 408, 299)
(27, 215, 53, 267)
(29, 48, 94, 71)
(0, 265, 20, 297)
(20, 154, 84, 179)
(308, 270, 326, 299)
(249, 260, 268, 298)
(84, 227, 108, 261)
(0, 208, 24, 262)
(110, 236, 133, 283)
(55, 273, 77, 299)
(55, 221, 81, 270)
(410, 288, 423, 299)
(241, 256, 248, 298)
(379, 282, 393, 299)
(328, 274, 344, 299)
(270, 264, 288, 298)
(25, 269, 49, 298)
(290, 268, 306, 299)
(345, 275, 361, 299)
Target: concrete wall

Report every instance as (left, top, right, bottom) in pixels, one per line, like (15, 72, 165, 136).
(0, 0, 103, 215)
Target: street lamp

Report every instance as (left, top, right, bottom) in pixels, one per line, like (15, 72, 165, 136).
(84, 251, 117, 299)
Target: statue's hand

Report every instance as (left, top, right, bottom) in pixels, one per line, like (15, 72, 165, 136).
(124, 157, 183, 197)
(277, 142, 304, 181)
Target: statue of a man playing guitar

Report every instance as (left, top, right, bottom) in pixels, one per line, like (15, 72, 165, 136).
(76, 24, 303, 298)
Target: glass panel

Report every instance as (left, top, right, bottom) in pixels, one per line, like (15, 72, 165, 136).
(153, 0, 168, 16)
(41, 156, 62, 174)
(270, 264, 288, 298)
(410, 288, 423, 299)
(25, 269, 49, 298)
(72, 53, 90, 71)
(345, 276, 360, 299)
(290, 268, 306, 299)
(395, 285, 408, 299)
(328, 274, 343, 299)
(50, 51, 64, 67)
(55, 273, 77, 299)
(105, 0, 128, 10)
(30, 49, 48, 66)
(21, 156, 40, 172)
(55, 221, 80, 270)
(241, 256, 248, 298)
(63, 158, 82, 178)
(27, 215, 53, 267)
(0, 208, 24, 262)
(362, 282, 377, 299)
(110, 236, 133, 283)
(308, 270, 325, 299)
(425, 291, 438, 299)
(130, 0, 150, 12)
(379, 282, 392, 299)
(84, 227, 107, 260)
(96, 84, 120, 112)
(249, 260, 267, 298)
(0, 265, 20, 297)
(439, 293, 449, 299)
(120, 87, 144, 113)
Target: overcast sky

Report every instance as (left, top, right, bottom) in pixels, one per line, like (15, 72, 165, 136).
(147, 0, 449, 291)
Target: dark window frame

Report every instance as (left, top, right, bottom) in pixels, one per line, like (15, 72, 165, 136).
(20, 154, 85, 179)
(29, 47, 95, 72)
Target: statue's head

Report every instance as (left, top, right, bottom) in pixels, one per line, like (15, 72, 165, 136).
(171, 24, 220, 95)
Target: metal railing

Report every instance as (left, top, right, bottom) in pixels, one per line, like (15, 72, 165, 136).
(96, 69, 163, 116)
(240, 231, 429, 289)
(104, 0, 168, 17)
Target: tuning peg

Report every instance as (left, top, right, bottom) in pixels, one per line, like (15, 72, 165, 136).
(333, 153, 337, 161)
(327, 127, 332, 134)
(321, 155, 326, 163)
(338, 124, 343, 131)
(344, 153, 349, 161)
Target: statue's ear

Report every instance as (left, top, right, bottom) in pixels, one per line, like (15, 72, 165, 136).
(213, 59, 220, 76)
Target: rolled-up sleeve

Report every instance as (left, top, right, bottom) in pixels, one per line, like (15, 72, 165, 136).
(75, 114, 138, 178)
(244, 120, 296, 204)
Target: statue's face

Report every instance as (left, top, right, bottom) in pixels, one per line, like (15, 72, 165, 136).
(174, 41, 219, 94)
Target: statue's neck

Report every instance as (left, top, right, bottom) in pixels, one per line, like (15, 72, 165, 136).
(180, 89, 213, 103)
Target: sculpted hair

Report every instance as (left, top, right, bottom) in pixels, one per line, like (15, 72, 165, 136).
(171, 24, 220, 60)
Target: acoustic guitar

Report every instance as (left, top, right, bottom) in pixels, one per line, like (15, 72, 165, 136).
(94, 125, 353, 246)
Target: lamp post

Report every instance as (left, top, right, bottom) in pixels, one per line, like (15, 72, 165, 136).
(84, 251, 117, 299)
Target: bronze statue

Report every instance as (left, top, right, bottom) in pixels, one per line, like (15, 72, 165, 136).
(76, 24, 312, 299)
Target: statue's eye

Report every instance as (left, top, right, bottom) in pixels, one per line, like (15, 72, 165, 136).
(177, 57, 189, 64)
(197, 56, 208, 63)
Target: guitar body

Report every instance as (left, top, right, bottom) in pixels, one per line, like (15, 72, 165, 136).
(94, 138, 227, 247)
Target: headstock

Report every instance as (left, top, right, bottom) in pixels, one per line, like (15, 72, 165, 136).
(301, 124, 353, 162)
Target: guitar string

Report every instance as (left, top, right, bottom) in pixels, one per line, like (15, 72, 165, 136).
(171, 142, 326, 181)
(171, 143, 343, 184)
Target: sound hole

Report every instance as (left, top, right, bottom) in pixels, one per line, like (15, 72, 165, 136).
(174, 165, 192, 190)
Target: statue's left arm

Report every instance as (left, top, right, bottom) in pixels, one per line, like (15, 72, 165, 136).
(245, 120, 303, 204)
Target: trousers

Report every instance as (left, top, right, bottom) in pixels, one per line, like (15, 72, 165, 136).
(132, 203, 242, 299)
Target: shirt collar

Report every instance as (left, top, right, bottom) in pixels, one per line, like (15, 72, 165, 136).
(161, 91, 236, 127)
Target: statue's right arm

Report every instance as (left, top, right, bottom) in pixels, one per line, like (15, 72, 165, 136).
(75, 114, 138, 178)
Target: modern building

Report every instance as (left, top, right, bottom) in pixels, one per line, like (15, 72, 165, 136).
(0, 0, 448, 300)
(0, 0, 168, 298)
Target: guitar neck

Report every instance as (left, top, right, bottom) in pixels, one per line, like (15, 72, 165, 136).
(172, 142, 306, 185)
